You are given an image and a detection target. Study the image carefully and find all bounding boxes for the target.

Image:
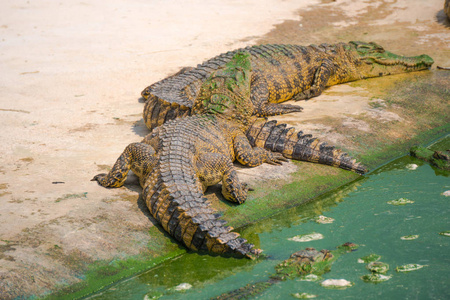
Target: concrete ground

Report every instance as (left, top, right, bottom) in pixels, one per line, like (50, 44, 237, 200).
(0, 0, 449, 298)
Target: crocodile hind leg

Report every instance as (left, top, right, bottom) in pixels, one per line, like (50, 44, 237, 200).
(195, 152, 249, 204)
(92, 142, 158, 188)
(292, 60, 333, 100)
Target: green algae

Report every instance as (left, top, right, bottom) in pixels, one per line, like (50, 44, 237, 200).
(366, 261, 389, 274)
(360, 255, 391, 284)
(43, 228, 186, 300)
(213, 243, 358, 299)
(410, 146, 450, 171)
(358, 254, 381, 264)
(338, 71, 450, 170)
(222, 163, 359, 228)
(361, 273, 392, 283)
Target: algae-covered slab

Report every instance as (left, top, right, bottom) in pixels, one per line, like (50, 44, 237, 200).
(361, 274, 392, 283)
(320, 279, 353, 289)
(174, 283, 193, 291)
(401, 235, 419, 240)
(366, 261, 389, 274)
(292, 292, 317, 299)
(395, 264, 427, 272)
(315, 215, 335, 224)
(358, 254, 382, 264)
(289, 233, 324, 242)
(410, 146, 450, 171)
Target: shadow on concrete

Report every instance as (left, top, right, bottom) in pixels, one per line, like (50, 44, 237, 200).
(131, 118, 150, 137)
(436, 9, 450, 28)
(131, 97, 151, 137)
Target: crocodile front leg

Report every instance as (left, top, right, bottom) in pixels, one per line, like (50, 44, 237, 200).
(251, 82, 303, 117)
(234, 134, 288, 167)
(92, 142, 157, 188)
(222, 167, 249, 204)
(293, 60, 334, 100)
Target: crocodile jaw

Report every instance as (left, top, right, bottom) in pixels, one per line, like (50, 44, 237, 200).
(348, 41, 434, 79)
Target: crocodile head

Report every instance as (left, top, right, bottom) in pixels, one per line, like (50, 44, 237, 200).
(347, 41, 434, 79)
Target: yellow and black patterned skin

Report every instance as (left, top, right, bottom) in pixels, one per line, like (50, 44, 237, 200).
(142, 41, 433, 131)
(93, 53, 367, 257)
(246, 119, 367, 174)
(93, 53, 287, 257)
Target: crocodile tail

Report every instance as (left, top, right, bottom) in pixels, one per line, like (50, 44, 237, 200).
(141, 49, 245, 131)
(246, 120, 368, 174)
(143, 95, 191, 131)
(143, 147, 259, 258)
(141, 67, 195, 100)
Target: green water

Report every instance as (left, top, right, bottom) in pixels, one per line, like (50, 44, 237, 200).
(86, 139, 449, 300)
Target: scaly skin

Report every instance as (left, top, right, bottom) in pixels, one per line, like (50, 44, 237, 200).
(93, 53, 284, 257)
(93, 53, 366, 257)
(142, 41, 433, 131)
(246, 119, 367, 174)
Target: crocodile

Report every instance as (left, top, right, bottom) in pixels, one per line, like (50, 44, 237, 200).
(141, 41, 434, 131)
(93, 52, 366, 257)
